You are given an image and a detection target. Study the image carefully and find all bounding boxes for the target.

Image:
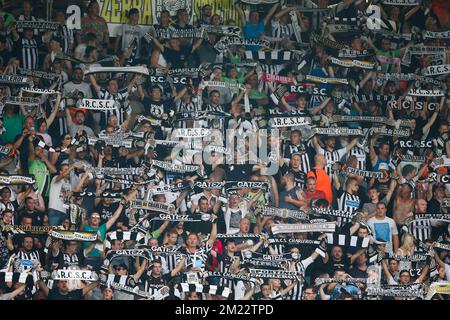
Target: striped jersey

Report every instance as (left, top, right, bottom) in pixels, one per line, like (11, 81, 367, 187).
(336, 191, 360, 227)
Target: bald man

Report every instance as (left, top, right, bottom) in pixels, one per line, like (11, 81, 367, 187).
(307, 154, 332, 204)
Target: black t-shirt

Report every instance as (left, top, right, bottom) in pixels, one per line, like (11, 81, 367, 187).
(280, 164, 306, 190)
(142, 97, 171, 119)
(162, 45, 193, 68)
(48, 288, 84, 300)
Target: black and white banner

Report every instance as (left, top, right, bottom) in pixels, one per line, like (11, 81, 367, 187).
(0, 75, 32, 86)
(267, 238, 320, 246)
(346, 167, 385, 179)
(0, 175, 36, 185)
(315, 277, 375, 286)
(203, 272, 255, 283)
(325, 233, 370, 248)
(224, 181, 269, 191)
(423, 30, 450, 39)
(93, 167, 145, 177)
(79, 99, 116, 110)
(384, 253, 428, 262)
(408, 89, 444, 97)
(84, 66, 149, 76)
(21, 88, 60, 95)
(382, 0, 421, 5)
(269, 116, 312, 128)
(15, 20, 60, 31)
(244, 50, 294, 64)
(367, 285, 424, 298)
(310, 32, 346, 50)
(369, 127, 410, 137)
(312, 127, 364, 136)
(262, 206, 309, 221)
(306, 75, 348, 85)
(328, 57, 375, 69)
(52, 269, 98, 281)
(103, 249, 152, 267)
(338, 49, 375, 58)
(3, 96, 41, 106)
(248, 269, 302, 281)
(129, 200, 175, 213)
(150, 159, 199, 174)
(214, 37, 269, 52)
(425, 64, 450, 76)
(172, 128, 211, 138)
(152, 27, 205, 40)
(49, 230, 98, 241)
(310, 207, 359, 219)
(173, 283, 231, 299)
(105, 231, 147, 248)
(18, 68, 58, 81)
(271, 223, 336, 234)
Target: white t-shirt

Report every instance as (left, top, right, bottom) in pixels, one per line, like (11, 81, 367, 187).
(367, 216, 398, 254)
(445, 264, 450, 281)
(224, 203, 248, 234)
(118, 24, 146, 58)
(48, 176, 72, 213)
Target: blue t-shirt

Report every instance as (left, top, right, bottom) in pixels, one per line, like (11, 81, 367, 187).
(243, 21, 265, 40)
(279, 186, 301, 210)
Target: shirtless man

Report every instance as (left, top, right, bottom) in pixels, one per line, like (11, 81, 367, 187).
(393, 184, 415, 228)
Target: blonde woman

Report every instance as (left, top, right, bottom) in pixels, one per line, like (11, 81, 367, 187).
(396, 233, 416, 271)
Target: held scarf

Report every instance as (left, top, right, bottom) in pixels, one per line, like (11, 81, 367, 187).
(79, 99, 117, 110)
(423, 30, 450, 39)
(11, 225, 53, 234)
(372, 29, 413, 41)
(377, 73, 443, 87)
(103, 249, 152, 267)
(105, 231, 147, 249)
(271, 223, 336, 234)
(224, 181, 269, 193)
(310, 207, 360, 219)
(398, 154, 426, 163)
(248, 269, 302, 281)
(0, 75, 32, 86)
(338, 49, 375, 58)
(384, 253, 428, 262)
(129, 200, 176, 214)
(312, 127, 364, 136)
(92, 167, 145, 177)
(202, 81, 244, 90)
(410, 214, 450, 223)
(151, 27, 205, 40)
(150, 159, 199, 173)
(203, 272, 256, 283)
(328, 57, 376, 69)
(326, 24, 361, 33)
(367, 285, 424, 298)
(243, 251, 294, 262)
(259, 72, 297, 85)
(425, 64, 450, 76)
(0, 175, 36, 185)
(52, 269, 98, 281)
(0, 272, 34, 287)
(15, 20, 60, 31)
(345, 167, 385, 179)
(135, 245, 182, 254)
(204, 25, 241, 36)
(203, 144, 232, 155)
(194, 181, 224, 190)
(289, 10, 302, 43)
(18, 68, 58, 81)
(310, 32, 346, 50)
(216, 233, 263, 240)
(88, 137, 133, 149)
(269, 116, 312, 128)
(425, 282, 450, 300)
(3, 96, 41, 106)
(369, 127, 410, 137)
(306, 75, 349, 85)
(430, 157, 450, 169)
(325, 233, 370, 248)
(214, 37, 270, 52)
(267, 238, 320, 246)
(261, 206, 310, 221)
(49, 230, 98, 241)
(408, 89, 445, 96)
(152, 181, 193, 194)
(72, 191, 123, 199)
(242, 258, 286, 268)
(173, 283, 231, 299)
(101, 177, 153, 186)
(433, 242, 450, 251)
(152, 213, 213, 222)
(21, 88, 59, 95)
(101, 274, 166, 300)
(244, 50, 294, 64)
(382, 0, 421, 4)
(353, 94, 399, 103)
(172, 128, 211, 138)
(315, 277, 376, 286)
(440, 198, 450, 208)
(328, 115, 414, 128)
(84, 66, 150, 76)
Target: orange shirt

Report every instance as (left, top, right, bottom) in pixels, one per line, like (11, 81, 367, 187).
(307, 168, 333, 205)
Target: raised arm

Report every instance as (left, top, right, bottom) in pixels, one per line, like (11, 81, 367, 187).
(207, 215, 218, 247)
(46, 93, 61, 128)
(264, 1, 280, 26)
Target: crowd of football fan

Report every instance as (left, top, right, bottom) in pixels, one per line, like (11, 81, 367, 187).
(0, 0, 449, 300)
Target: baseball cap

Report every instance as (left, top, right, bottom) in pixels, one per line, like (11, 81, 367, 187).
(378, 163, 390, 171)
